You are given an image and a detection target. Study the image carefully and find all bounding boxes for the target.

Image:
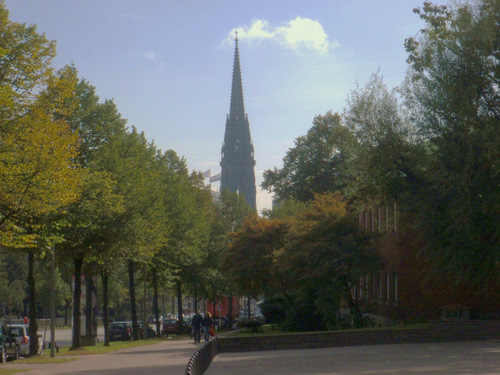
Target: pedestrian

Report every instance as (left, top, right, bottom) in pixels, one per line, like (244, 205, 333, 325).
(191, 310, 203, 343)
(23, 315, 28, 325)
(202, 312, 213, 342)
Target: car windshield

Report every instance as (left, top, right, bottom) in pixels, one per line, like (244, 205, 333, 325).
(110, 323, 127, 329)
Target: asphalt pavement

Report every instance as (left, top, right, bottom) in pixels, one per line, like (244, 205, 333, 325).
(3, 338, 499, 375)
(206, 340, 500, 375)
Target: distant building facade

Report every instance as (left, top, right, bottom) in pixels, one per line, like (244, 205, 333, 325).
(220, 35, 256, 210)
(355, 204, 500, 324)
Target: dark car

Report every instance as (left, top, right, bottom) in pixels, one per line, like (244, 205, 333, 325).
(0, 324, 20, 363)
(109, 321, 133, 341)
(138, 321, 155, 339)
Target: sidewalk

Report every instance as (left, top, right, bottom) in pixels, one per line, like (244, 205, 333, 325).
(206, 340, 500, 375)
(3, 338, 200, 375)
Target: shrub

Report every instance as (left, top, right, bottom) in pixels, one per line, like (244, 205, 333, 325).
(237, 318, 264, 332)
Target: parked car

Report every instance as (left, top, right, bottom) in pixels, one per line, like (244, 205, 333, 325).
(0, 324, 19, 363)
(7, 324, 43, 356)
(138, 321, 155, 339)
(109, 321, 133, 341)
(162, 318, 181, 335)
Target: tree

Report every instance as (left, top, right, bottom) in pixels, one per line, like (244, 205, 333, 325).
(0, 69, 81, 247)
(0, 1, 55, 127)
(0, 250, 26, 317)
(343, 70, 419, 205)
(49, 77, 129, 348)
(402, 0, 500, 285)
(36, 265, 71, 317)
(155, 155, 213, 330)
(273, 192, 382, 330)
(262, 198, 311, 220)
(224, 214, 289, 300)
(0, 63, 82, 356)
(262, 112, 355, 202)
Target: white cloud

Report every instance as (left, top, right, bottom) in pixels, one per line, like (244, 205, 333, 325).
(225, 17, 337, 53)
(144, 51, 164, 67)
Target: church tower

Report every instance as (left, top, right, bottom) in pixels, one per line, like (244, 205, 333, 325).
(220, 35, 257, 210)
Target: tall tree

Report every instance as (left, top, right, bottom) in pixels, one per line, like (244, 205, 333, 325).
(402, 0, 500, 285)
(274, 192, 382, 329)
(51, 78, 128, 348)
(0, 62, 82, 355)
(343, 70, 419, 205)
(262, 111, 355, 202)
(224, 214, 289, 300)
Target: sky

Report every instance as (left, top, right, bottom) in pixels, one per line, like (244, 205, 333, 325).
(5, 0, 448, 213)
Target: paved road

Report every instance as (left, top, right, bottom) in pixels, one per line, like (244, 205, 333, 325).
(4, 339, 499, 375)
(206, 340, 500, 375)
(39, 328, 105, 348)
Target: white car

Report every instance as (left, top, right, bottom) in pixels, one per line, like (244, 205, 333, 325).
(7, 324, 43, 356)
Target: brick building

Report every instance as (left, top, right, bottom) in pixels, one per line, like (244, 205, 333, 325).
(356, 203, 500, 324)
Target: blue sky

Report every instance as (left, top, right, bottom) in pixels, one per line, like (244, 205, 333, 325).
(5, 0, 448, 212)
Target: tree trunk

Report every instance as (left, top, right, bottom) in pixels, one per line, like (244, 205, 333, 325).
(128, 259, 139, 340)
(85, 273, 92, 339)
(72, 256, 83, 349)
(27, 252, 39, 356)
(176, 281, 183, 331)
(102, 271, 110, 346)
(152, 269, 161, 337)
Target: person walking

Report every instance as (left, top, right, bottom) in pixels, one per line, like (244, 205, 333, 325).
(191, 311, 203, 343)
(202, 312, 213, 342)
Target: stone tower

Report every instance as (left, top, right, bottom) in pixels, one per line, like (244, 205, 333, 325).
(220, 35, 256, 210)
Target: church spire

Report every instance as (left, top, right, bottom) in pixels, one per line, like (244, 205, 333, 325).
(220, 34, 257, 210)
(229, 33, 245, 122)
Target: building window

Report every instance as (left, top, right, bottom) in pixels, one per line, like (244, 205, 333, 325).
(386, 272, 390, 303)
(379, 272, 383, 302)
(393, 273, 398, 303)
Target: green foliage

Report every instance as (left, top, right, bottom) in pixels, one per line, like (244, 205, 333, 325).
(262, 112, 355, 202)
(0, 250, 26, 317)
(0, 65, 82, 247)
(224, 215, 289, 298)
(237, 318, 265, 332)
(0, 1, 55, 123)
(36, 266, 71, 312)
(274, 193, 382, 329)
(262, 199, 311, 220)
(401, 0, 500, 285)
(343, 70, 418, 205)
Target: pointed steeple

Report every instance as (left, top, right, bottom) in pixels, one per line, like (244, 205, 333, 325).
(229, 34, 245, 122)
(220, 35, 257, 210)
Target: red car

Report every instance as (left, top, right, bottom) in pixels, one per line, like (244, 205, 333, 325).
(162, 319, 181, 335)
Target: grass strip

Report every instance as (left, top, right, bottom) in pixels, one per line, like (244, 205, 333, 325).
(0, 369, 31, 375)
(57, 338, 163, 355)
